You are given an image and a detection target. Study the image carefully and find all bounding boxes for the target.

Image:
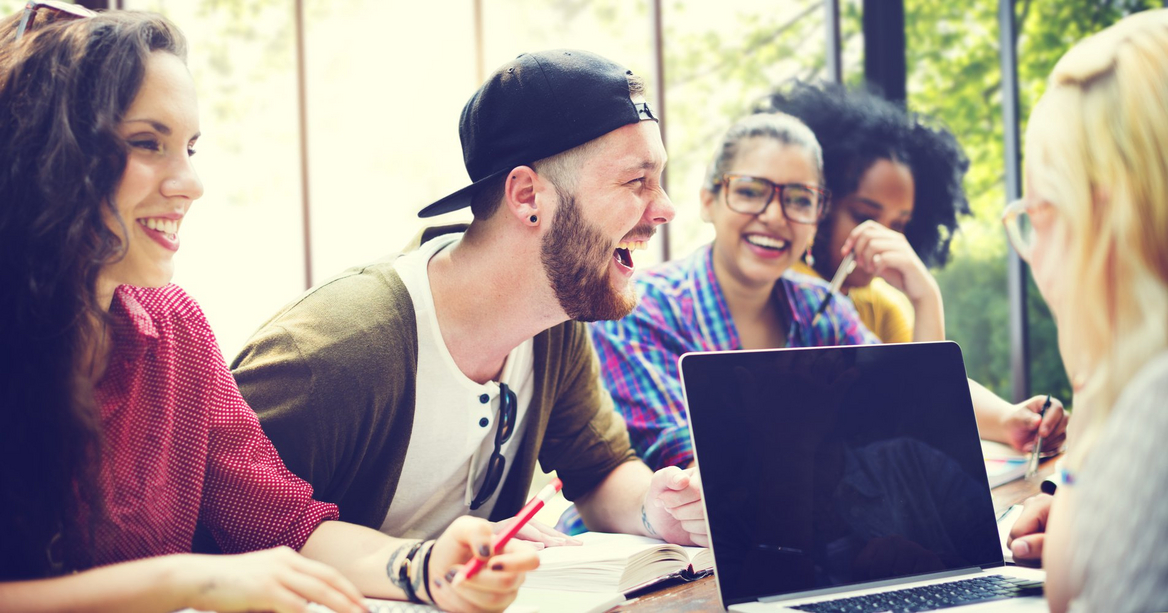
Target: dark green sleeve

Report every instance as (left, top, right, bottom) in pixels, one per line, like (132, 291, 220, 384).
(231, 266, 419, 528)
(538, 322, 637, 501)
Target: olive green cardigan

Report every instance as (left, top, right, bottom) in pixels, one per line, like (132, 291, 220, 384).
(230, 226, 636, 529)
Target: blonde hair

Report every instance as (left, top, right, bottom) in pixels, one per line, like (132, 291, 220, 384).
(1024, 9, 1168, 469)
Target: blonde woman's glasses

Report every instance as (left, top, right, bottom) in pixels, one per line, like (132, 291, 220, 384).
(14, 1, 96, 42)
(1001, 198, 1050, 262)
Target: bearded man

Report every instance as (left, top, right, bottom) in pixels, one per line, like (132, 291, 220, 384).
(231, 50, 707, 560)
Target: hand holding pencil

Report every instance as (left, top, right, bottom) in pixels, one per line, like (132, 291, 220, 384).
(1002, 394, 1068, 456)
(425, 512, 541, 612)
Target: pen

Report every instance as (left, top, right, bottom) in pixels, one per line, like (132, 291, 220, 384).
(810, 252, 857, 326)
(463, 477, 563, 580)
(1025, 394, 1052, 479)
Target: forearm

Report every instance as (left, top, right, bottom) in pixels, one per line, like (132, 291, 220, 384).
(909, 279, 945, 342)
(0, 555, 187, 613)
(574, 461, 655, 536)
(299, 520, 410, 600)
(968, 378, 1013, 443)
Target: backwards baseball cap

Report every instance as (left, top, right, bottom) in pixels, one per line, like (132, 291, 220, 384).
(418, 49, 657, 218)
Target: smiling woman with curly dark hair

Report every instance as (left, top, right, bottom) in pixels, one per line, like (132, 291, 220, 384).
(765, 80, 1069, 456)
(764, 80, 969, 343)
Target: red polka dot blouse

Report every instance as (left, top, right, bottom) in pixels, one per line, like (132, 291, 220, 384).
(89, 284, 338, 566)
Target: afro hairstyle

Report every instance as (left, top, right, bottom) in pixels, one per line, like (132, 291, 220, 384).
(762, 80, 970, 271)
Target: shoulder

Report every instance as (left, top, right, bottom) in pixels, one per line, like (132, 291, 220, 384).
(232, 259, 418, 388)
(260, 258, 416, 347)
(115, 284, 215, 343)
(1115, 351, 1168, 415)
(853, 279, 913, 312)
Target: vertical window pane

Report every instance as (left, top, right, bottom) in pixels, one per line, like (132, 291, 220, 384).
(303, 0, 476, 281)
(123, 0, 305, 359)
(907, 1, 1014, 398)
(664, 1, 828, 260)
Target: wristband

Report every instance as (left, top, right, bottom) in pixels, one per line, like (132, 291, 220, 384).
(421, 540, 437, 604)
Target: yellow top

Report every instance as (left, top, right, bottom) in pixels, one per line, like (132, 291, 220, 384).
(791, 262, 915, 344)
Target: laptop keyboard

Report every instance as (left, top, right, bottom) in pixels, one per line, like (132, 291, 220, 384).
(791, 575, 1044, 613)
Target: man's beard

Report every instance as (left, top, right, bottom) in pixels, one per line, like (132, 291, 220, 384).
(540, 188, 637, 322)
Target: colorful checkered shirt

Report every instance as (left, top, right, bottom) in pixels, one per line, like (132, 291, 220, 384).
(589, 244, 878, 471)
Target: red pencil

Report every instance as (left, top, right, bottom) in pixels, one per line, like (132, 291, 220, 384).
(463, 478, 563, 579)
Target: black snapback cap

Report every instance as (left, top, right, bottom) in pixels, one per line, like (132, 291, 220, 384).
(418, 49, 657, 218)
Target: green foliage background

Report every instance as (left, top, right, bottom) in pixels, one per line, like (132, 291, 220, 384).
(906, 0, 1159, 402)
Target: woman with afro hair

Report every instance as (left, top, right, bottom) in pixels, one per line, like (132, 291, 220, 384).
(768, 81, 1068, 453)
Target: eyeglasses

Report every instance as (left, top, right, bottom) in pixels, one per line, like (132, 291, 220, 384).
(1001, 198, 1049, 262)
(14, 1, 96, 42)
(714, 174, 830, 224)
(469, 383, 517, 511)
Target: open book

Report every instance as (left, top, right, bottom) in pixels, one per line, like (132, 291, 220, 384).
(524, 532, 713, 595)
(981, 439, 1029, 488)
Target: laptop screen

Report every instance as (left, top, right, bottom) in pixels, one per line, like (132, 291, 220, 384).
(680, 342, 1003, 606)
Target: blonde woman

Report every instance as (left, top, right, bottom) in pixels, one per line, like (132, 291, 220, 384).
(1004, 9, 1168, 612)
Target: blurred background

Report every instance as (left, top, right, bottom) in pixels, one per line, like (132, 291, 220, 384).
(6, 0, 1164, 405)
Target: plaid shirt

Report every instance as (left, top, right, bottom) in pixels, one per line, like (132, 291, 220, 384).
(589, 244, 878, 471)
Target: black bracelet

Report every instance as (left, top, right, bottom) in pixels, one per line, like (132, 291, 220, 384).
(422, 540, 437, 604)
(398, 540, 425, 604)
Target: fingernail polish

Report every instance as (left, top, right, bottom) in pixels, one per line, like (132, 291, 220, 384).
(445, 569, 457, 583)
(492, 562, 504, 571)
(479, 544, 492, 557)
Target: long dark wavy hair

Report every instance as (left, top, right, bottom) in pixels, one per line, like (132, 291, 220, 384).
(0, 9, 187, 579)
(763, 81, 970, 274)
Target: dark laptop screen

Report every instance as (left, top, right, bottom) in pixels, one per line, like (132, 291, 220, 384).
(680, 342, 1002, 606)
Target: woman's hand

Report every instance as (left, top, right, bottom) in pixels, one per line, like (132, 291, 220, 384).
(1001, 395, 1068, 452)
(179, 547, 366, 613)
(430, 516, 540, 613)
(841, 220, 945, 341)
(1007, 494, 1054, 565)
(841, 220, 938, 303)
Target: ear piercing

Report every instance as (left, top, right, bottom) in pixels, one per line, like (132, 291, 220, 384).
(529, 214, 538, 224)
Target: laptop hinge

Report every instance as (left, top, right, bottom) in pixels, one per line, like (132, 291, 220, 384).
(757, 567, 983, 604)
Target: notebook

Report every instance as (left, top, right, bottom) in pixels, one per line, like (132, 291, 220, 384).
(679, 342, 1046, 612)
(523, 532, 713, 594)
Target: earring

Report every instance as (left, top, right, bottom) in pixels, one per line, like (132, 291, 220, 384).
(529, 214, 538, 224)
(804, 246, 815, 267)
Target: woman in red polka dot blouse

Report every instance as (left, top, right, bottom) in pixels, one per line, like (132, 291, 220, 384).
(0, 8, 534, 613)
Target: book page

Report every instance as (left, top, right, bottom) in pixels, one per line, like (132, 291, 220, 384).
(526, 532, 694, 593)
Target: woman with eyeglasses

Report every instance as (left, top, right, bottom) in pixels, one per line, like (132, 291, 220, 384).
(1002, 10, 1168, 612)
(0, 6, 533, 612)
(584, 112, 877, 475)
(767, 81, 1068, 455)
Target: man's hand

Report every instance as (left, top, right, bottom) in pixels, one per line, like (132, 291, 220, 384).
(493, 517, 581, 550)
(1007, 494, 1054, 565)
(428, 516, 539, 613)
(1002, 396, 1068, 452)
(641, 466, 708, 547)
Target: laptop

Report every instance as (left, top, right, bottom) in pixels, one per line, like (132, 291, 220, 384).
(679, 342, 1046, 612)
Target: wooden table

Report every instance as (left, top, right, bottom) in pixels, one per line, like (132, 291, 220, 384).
(612, 456, 1059, 612)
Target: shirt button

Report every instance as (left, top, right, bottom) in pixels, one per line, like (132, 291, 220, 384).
(479, 394, 489, 404)
(479, 417, 489, 428)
